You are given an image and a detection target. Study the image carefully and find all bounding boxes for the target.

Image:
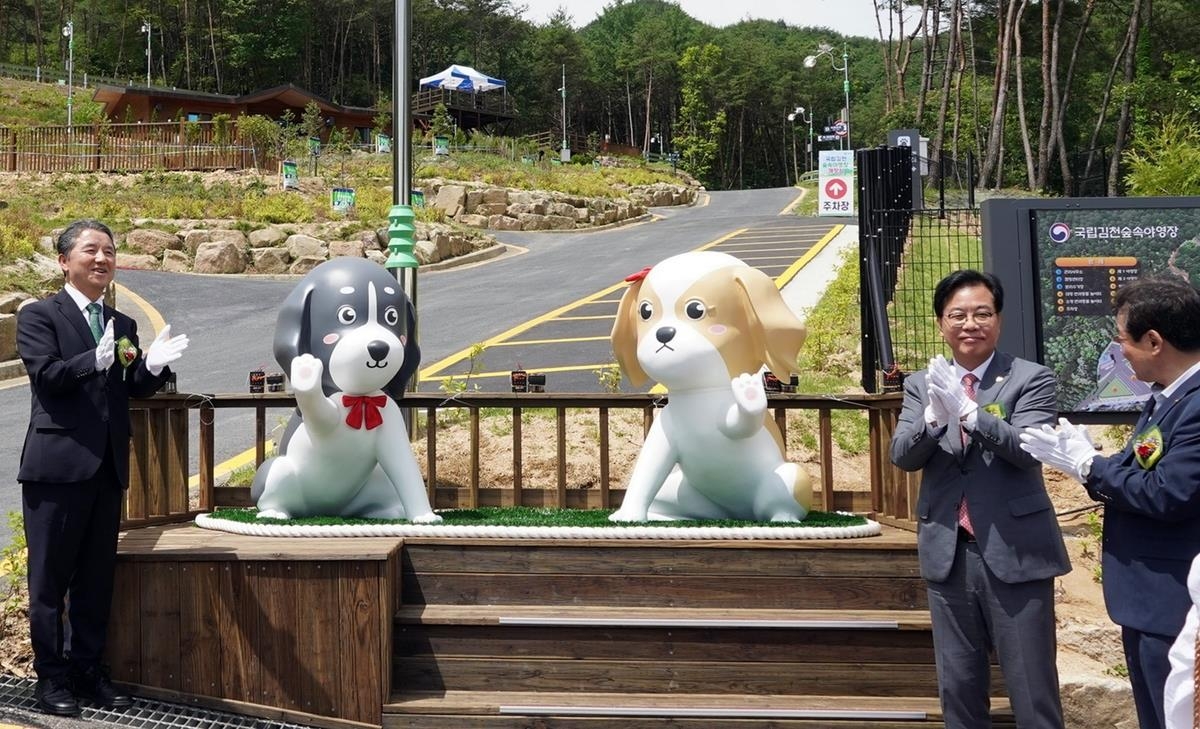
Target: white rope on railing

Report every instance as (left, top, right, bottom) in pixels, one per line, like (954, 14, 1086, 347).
(194, 512, 882, 540)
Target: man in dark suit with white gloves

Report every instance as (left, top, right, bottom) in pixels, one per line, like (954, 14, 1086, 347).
(17, 219, 188, 716)
(1021, 275, 1200, 729)
(891, 269, 1071, 729)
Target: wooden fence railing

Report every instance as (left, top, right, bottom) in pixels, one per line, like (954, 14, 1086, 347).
(123, 391, 916, 531)
(0, 120, 258, 172)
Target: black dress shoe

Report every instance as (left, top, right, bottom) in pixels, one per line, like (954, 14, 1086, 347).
(71, 664, 133, 709)
(35, 677, 80, 716)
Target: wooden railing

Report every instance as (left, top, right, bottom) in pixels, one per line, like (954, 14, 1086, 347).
(0, 121, 257, 172)
(124, 391, 915, 530)
(412, 87, 518, 117)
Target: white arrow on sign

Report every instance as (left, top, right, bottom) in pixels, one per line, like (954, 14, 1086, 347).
(824, 179, 847, 199)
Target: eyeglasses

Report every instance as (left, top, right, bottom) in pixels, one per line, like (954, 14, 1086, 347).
(942, 309, 996, 328)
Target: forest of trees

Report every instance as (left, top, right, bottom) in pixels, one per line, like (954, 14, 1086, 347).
(1, 0, 1198, 193)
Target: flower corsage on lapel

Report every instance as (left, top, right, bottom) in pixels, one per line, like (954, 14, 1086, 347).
(982, 402, 1007, 419)
(115, 336, 139, 380)
(1133, 425, 1164, 469)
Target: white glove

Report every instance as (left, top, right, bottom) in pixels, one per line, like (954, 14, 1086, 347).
(94, 319, 115, 371)
(928, 354, 978, 420)
(924, 372, 952, 426)
(1019, 418, 1098, 482)
(145, 324, 189, 376)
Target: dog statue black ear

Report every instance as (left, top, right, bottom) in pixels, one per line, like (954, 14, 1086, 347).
(385, 297, 421, 402)
(273, 279, 314, 377)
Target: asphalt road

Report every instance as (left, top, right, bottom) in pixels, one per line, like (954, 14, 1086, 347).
(0, 186, 842, 545)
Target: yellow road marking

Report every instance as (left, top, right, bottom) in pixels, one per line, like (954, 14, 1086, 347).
(114, 282, 167, 334)
(489, 335, 611, 347)
(779, 188, 807, 215)
(418, 227, 747, 381)
(431, 363, 619, 381)
(187, 440, 275, 489)
(556, 314, 616, 321)
(773, 225, 844, 289)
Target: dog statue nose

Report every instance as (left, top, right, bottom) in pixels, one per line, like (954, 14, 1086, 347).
(367, 340, 390, 362)
(655, 327, 676, 344)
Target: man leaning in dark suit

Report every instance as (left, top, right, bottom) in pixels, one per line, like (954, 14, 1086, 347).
(17, 219, 189, 716)
(1022, 275, 1200, 729)
(890, 269, 1071, 729)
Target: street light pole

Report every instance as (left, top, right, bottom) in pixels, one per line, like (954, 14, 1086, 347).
(62, 20, 73, 130)
(788, 106, 814, 176)
(804, 42, 851, 151)
(560, 64, 567, 161)
(141, 21, 151, 86)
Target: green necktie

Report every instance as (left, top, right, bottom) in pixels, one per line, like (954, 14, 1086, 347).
(86, 302, 103, 343)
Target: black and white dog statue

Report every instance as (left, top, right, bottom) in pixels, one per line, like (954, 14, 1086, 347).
(251, 257, 441, 522)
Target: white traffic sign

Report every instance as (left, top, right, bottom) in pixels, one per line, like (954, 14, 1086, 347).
(831, 120, 848, 138)
(817, 150, 855, 217)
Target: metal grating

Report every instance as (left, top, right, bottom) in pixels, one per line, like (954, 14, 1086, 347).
(0, 675, 315, 729)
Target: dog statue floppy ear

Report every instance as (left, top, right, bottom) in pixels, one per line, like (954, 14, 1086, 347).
(611, 271, 649, 388)
(732, 267, 807, 379)
(273, 278, 315, 381)
(385, 299, 421, 402)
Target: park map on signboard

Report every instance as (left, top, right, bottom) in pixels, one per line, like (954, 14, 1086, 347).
(1033, 207, 1200, 412)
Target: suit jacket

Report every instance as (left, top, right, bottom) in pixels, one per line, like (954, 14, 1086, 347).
(890, 352, 1071, 584)
(17, 288, 168, 489)
(1087, 368, 1200, 637)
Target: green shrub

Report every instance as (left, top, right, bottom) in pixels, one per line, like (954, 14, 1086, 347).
(242, 192, 315, 223)
(0, 207, 38, 262)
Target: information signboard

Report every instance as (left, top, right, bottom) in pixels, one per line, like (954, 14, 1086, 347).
(280, 160, 299, 190)
(817, 150, 855, 216)
(983, 197, 1200, 415)
(331, 187, 356, 214)
(1031, 208, 1199, 412)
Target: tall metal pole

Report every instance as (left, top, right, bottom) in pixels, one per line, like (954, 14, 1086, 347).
(387, 0, 420, 407)
(842, 43, 851, 151)
(142, 22, 151, 86)
(560, 64, 567, 159)
(808, 113, 814, 173)
(62, 21, 73, 130)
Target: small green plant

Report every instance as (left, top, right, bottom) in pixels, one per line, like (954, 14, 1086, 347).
(1105, 663, 1129, 679)
(1086, 510, 1104, 583)
(595, 363, 623, 393)
(0, 512, 29, 649)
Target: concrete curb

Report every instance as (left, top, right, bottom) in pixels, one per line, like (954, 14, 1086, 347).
(419, 242, 508, 272)
(0, 359, 24, 381)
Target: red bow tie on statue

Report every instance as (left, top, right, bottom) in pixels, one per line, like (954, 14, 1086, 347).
(342, 394, 388, 430)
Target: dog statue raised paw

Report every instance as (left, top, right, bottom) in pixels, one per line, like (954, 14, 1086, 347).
(251, 257, 441, 523)
(609, 251, 812, 522)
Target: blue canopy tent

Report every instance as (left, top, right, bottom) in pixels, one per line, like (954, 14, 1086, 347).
(418, 65, 506, 93)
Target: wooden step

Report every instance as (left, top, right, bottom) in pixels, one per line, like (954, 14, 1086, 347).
(394, 656, 944, 696)
(397, 604, 934, 629)
(383, 691, 1018, 728)
(399, 537, 926, 610)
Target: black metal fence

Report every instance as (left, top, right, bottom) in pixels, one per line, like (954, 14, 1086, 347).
(858, 146, 981, 392)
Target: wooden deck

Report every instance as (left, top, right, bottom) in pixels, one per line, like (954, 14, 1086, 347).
(109, 524, 403, 728)
(105, 523, 1013, 728)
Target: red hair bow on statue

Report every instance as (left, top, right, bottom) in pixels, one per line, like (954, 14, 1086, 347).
(343, 394, 387, 430)
(625, 266, 652, 283)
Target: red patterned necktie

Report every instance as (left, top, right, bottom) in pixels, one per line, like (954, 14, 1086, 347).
(957, 373, 979, 536)
(343, 394, 387, 430)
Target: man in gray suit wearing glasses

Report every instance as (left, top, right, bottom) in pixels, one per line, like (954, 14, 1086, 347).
(891, 269, 1071, 729)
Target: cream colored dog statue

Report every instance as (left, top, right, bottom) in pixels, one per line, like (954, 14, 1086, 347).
(609, 251, 813, 522)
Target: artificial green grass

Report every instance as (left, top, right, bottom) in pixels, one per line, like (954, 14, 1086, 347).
(206, 505, 866, 528)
